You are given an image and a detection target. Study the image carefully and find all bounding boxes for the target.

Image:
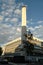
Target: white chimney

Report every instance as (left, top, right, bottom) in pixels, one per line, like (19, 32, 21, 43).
(22, 6, 26, 26)
(21, 6, 27, 42)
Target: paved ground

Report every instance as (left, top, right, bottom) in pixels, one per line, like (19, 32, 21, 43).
(0, 62, 43, 65)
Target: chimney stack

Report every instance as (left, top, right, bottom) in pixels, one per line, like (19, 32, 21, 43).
(22, 6, 26, 26)
(21, 6, 27, 42)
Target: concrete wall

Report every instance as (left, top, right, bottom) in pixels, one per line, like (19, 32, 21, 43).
(3, 38, 21, 54)
(21, 6, 27, 42)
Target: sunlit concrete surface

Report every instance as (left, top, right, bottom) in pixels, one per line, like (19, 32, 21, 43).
(2, 37, 21, 54)
(2, 36, 43, 55)
(22, 6, 26, 26)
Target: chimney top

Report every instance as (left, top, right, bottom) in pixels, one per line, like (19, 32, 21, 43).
(22, 5, 27, 8)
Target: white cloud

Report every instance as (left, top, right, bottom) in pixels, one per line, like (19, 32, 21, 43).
(0, 16, 3, 21)
(32, 25, 43, 39)
(2, 3, 6, 10)
(0, 0, 25, 45)
(1, 24, 12, 28)
(5, 12, 9, 16)
(11, 18, 18, 22)
(8, 0, 15, 5)
(5, 18, 10, 21)
(14, 9, 21, 15)
(28, 27, 35, 31)
(7, 9, 13, 13)
(30, 18, 32, 21)
(38, 21, 43, 24)
(1, 11, 5, 15)
(16, 3, 24, 8)
(27, 19, 34, 25)
(28, 25, 42, 31)
(27, 24, 43, 39)
(27, 20, 29, 24)
(35, 25, 42, 29)
(17, 27, 21, 32)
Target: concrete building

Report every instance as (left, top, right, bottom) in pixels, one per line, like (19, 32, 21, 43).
(2, 6, 43, 55)
(21, 6, 27, 42)
(2, 37, 21, 54)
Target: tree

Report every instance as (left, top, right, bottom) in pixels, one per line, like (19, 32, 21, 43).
(0, 47, 3, 56)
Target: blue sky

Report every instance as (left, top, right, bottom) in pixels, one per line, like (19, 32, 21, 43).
(0, 0, 43, 46)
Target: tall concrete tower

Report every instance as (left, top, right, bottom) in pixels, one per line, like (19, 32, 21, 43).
(21, 6, 27, 42)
